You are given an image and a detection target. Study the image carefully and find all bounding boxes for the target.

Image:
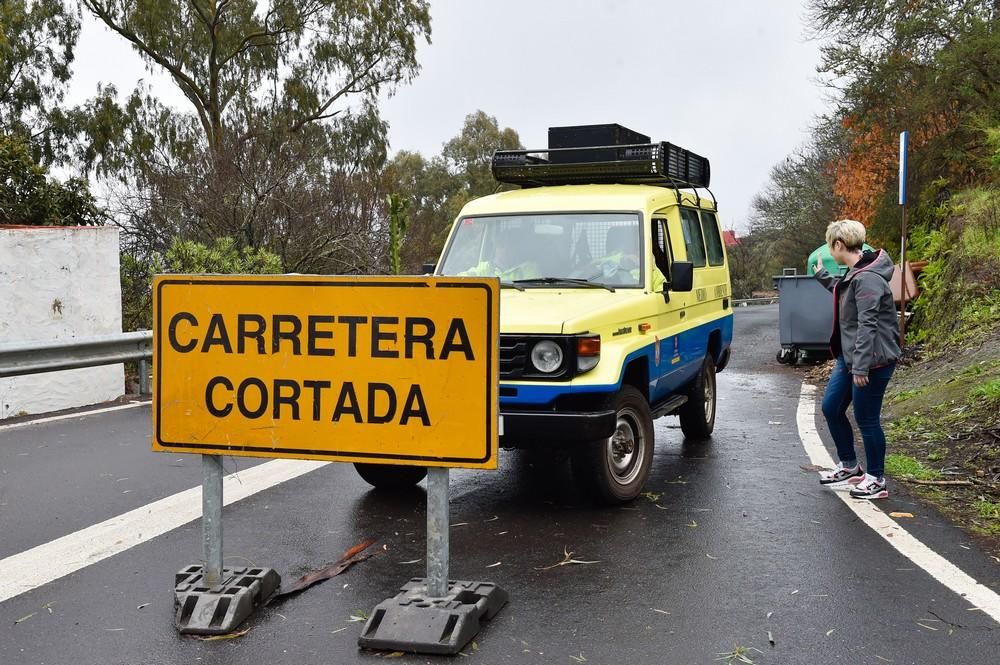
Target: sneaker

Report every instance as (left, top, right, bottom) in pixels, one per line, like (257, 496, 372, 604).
(819, 462, 864, 486)
(850, 474, 889, 500)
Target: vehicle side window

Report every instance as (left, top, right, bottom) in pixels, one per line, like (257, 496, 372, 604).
(651, 218, 671, 280)
(700, 211, 725, 266)
(679, 208, 707, 267)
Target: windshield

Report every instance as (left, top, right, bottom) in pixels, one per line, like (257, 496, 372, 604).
(439, 213, 643, 288)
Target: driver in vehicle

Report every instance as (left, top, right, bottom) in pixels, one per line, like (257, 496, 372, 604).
(592, 225, 640, 283)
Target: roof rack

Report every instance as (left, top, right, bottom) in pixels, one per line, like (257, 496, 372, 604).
(491, 141, 711, 191)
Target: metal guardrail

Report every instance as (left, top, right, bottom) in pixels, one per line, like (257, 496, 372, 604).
(732, 297, 779, 306)
(0, 331, 153, 394)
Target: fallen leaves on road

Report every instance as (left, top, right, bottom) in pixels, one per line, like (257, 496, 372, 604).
(641, 491, 662, 502)
(195, 627, 251, 641)
(687, 520, 698, 528)
(270, 539, 376, 604)
(486, 561, 502, 568)
(706, 554, 719, 560)
(889, 512, 915, 518)
(535, 547, 600, 570)
(570, 654, 587, 663)
(826, 629, 836, 637)
(916, 622, 939, 631)
(800, 464, 830, 473)
(348, 610, 368, 623)
(651, 608, 671, 615)
(136, 603, 150, 610)
(383, 651, 405, 658)
(716, 645, 761, 664)
(398, 558, 421, 565)
(14, 612, 35, 625)
(767, 631, 775, 646)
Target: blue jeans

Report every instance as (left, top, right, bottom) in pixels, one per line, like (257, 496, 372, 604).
(821, 357, 896, 478)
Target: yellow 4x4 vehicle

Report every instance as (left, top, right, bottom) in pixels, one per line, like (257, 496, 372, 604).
(357, 126, 733, 503)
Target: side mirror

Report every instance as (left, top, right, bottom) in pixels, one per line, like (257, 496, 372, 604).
(670, 261, 694, 292)
(421, 262, 437, 275)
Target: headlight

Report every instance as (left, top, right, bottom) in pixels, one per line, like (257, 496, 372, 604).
(530, 340, 564, 374)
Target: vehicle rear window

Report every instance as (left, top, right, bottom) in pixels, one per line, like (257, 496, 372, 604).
(679, 208, 707, 267)
(700, 211, 725, 266)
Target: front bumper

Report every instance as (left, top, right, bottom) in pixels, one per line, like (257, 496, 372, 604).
(500, 409, 617, 447)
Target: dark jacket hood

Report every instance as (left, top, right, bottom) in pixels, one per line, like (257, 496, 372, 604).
(850, 249, 894, 283)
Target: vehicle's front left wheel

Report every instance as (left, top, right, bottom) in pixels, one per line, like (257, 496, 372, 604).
(571, 385, 654, 504)
(354, 463, 427, 490)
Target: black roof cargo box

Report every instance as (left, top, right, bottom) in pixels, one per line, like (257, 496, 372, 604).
(548, 124, 650, 164)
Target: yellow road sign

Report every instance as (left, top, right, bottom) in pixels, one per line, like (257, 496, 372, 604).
(152, 275, 499, 469)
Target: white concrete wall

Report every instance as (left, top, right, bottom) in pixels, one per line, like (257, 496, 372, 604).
(0, 226, 125, 419)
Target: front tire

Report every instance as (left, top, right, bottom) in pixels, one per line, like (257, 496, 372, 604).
(571, 385, 654, 504)
(679, 354, 717, 440)
(354, 463, 427, 490)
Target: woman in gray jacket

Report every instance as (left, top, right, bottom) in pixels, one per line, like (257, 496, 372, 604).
(813, 220, 901, 499)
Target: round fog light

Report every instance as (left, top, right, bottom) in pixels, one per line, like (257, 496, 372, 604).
(530, 341, 564, 374)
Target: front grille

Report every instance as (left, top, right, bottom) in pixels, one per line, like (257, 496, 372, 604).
(499, 336, 528, 379)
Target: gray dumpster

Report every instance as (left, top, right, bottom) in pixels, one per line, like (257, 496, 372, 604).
(774, 269, 837, 365)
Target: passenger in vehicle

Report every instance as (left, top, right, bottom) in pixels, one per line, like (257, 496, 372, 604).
(461, 232, 540, 281)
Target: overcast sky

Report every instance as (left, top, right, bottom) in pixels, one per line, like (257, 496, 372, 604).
(67, 0, 828, 234)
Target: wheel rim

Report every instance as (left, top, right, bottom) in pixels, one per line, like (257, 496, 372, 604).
(703, 366, 715, 424)
(605, 407, 645, 486)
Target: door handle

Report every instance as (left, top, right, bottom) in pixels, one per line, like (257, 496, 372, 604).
(680, 311, 686, 319)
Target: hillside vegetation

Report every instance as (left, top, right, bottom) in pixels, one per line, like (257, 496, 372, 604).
(884, 189, 1000, 548)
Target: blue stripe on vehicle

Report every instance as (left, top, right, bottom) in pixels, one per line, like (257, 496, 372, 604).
(501, 315, 733, 407)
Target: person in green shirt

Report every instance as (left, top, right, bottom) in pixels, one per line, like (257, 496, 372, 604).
(461, 234, 540, 281)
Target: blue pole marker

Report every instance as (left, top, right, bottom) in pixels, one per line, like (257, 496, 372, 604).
(899, 131, 909, 205)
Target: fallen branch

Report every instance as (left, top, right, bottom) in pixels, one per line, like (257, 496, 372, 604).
(896, 478, 972, 486)
(268, 538, 377, 604)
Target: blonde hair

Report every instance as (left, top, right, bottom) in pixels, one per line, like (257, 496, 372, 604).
(825, 219, 867, 251)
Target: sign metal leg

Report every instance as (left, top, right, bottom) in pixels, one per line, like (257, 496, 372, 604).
(202, 454, 224, 586)
(173, 453, 280, 634)
(426, 467, 450, 597)
(358, 465, 508, 655)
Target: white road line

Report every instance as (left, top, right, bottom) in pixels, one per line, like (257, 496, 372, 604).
(797, 383, 1000, 624)
(0, 458, 328, 604)
(0, 401, 149, 432)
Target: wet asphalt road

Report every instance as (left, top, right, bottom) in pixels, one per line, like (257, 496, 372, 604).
(1, 304, 997, 665)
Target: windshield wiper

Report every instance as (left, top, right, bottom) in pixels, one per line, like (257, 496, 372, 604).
(500, 281, 525, 291)
(513, 277, 615, 292)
